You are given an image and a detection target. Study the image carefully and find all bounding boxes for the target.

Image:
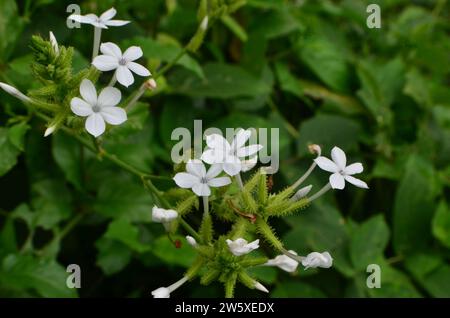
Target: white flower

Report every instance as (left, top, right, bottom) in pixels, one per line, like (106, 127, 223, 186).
(201, 129, 263, 176)
(151, 287, 170, 298)
(186, 236, 197, 248)
(68, 7, 130, 29)
(254, 281, 269, 293)
(301, 251, 333, 270)
(226, 238, 259, 256)
(314, 146, 368, 190)
(151, 276, 188, 298)
(0, 82, 30, 103)
(265, 251, 299, 273)
(70, 79, 127, 137)
(152, 206, 178, 223)
(92, 42, 151, 87)
(173, 159, 231, 197)
(49, 31, 59, 55)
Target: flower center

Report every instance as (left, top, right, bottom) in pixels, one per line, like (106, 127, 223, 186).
(119, 58, 127, 66)
(200, 177, 208, 184)
(92, 105, 101, 113)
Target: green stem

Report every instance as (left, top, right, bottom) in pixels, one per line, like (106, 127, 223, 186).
(179, 218, 201, 242)
(154, 48, 187, 79)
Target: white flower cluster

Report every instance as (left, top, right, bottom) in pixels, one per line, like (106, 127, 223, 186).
(67, 8, 153, 137)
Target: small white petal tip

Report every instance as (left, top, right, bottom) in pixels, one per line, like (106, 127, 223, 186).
(44, 126, 56, 137)
(254, 281, 269, 293)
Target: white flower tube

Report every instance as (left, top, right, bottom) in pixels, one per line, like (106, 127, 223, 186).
(0, 82, 31, 103)
(151, 276, 189, 298)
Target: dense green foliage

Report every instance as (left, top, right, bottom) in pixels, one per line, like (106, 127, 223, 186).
(0, 0, 449, 297)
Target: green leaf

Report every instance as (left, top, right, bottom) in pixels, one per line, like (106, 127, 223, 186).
(247, 266, 277, 284)
(0, 127, 21, 177)
(151, 235, 196, 268)
(52, 133, 83, 190)
(104, 219, 150, 253)
(95, 237, 132, 276)
(271, 281, 326, 298)
(296, 33, 350, 92)
(170, 63, 272, 98)
(8, 122, 30, 151)
(296, 114, 361, 157)
(31, 179, 72, 230)
(350, 215, 389, 271)
(393, 155, 439, 255)
(432, 200, 450, 249)
(221, 15, 248, 42)
(0, 254, 77, 298)
(93, 175, 153, 222)
(274, 62, 303, 98)
(0, 0, 26, 62)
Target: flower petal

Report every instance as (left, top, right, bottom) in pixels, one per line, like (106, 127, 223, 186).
(97, 86, 121, 107)
(85, 113, 105, 137)
(344, 175, 369, 189)
(127, 62, 151, 76)
(100, 42, 122, 58)
(99, 8, 117, 21)
(208, 177, 231, 188)
(80, 79, 97, 105)
(186, 160, 206, 178)
(329, 173, 345, 190)
(100, 107, 127, 125)
(344, 162, 363, 175)
(104, 20, 130, 27)
(231, 129, 251, 151)
(331, 146, 346, 170)
(70, 97, 93, 117)
(68, 14, 97, 24)
(236, 144, 263, 158)
(192, 183, 211, 196)
(123, 46, 143, 61)
(223, 162, 241, 176)
(314, 156, 339, 173)
(205, 164, 223, 179)
(116, 66, 134, 87)
(241, 156, 258, 172)
(92, 55, 119, 71)
(206, 134, 230, 153)
(200, 148, 221, 164)
(173, 173, 199, 188)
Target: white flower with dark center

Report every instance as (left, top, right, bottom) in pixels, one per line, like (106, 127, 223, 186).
(265, 250, 299, 273)
(301, 252, 333, 270)
(68, 8, 130, 29)
(173, 160, 231, 197)
(152, 206, 178, 231)
(314, 146, 368, 190)
(92, 42, 151, 87)
(201, 129, 263, 176)
(151, 276, 188, 298)
(226, 238, 259, 256)
(70, 79, 127, 137)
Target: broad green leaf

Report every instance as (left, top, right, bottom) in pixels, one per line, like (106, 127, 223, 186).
(0, 0, 26, 62)
(95, 237, 132, 276)
(151, 235, 196, 268)
(52, 133, 83, 190)
(432, 200, 450, 249)
(93, 175, 153, 222)
(0, 254, 77, 298)
(271, 281, 326, 298)
(274, 63, 303, 98)
(31, 179, 72, 230)
(0, 128, 21, 177)
(7, 122, 29, 151)
(296, 114, 361, 157)
(104, 219, 150, 253)
(247, 266, 277, 284)
(169, 63, 272, 99)
(350, 215, 389, 271)
(393, 155, 439, 254)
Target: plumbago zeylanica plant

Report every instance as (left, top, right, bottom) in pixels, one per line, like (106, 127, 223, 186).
(0, 4, 370, 298)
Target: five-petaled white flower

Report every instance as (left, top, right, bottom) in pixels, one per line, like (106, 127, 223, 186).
(226, 238, 260, 256)
(68, 7, 130, 29)
(152, 206, 178, 231)
(314, 146, 368, 190)
(301, 251, 333, 270)
(92, 42, 151, 87)
(201, 129, 263, 176)
(70, 79, 127, 137)
(265, 251, 299, 273)
(173, 160, 231, 197)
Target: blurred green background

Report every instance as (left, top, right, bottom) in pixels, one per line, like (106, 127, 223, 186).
(0, 0, 449, 297)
